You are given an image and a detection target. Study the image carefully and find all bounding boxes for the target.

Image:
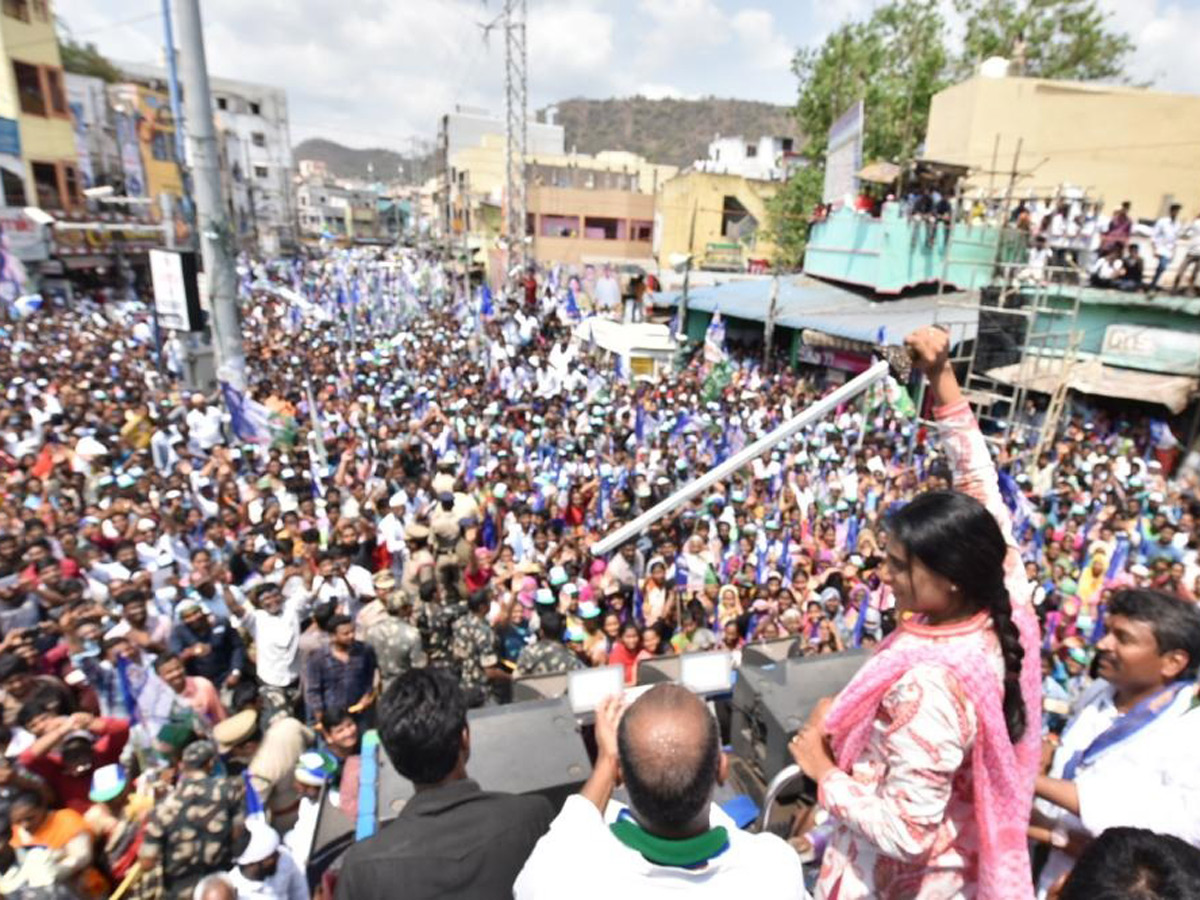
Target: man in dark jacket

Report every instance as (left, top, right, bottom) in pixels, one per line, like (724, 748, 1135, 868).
(335, 669, 553, 900)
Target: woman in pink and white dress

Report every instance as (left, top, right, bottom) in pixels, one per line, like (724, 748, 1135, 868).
(790, 328, 1042, 900)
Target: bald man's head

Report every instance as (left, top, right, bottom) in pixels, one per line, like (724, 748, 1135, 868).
(617, 684, 721, 835)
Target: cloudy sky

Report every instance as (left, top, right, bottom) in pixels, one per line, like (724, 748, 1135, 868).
(54, 0, 1200, 152)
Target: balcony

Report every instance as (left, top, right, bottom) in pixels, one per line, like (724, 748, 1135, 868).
(803, 202, 1018, 295)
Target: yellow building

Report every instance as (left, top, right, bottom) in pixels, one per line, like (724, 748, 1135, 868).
(924, 73, 1200, 219)
(0, 0, 80, 210)
(528, 184, 655, 267)
(110, 82, 183, 209)
(655, 170, 779, 270)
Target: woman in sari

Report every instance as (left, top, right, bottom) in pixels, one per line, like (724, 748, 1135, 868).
(789, 328, 1042, 899)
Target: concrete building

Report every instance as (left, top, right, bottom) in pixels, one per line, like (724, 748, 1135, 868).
(655, 170, 779, 272)
(924, 72, 1200, 220)
(117, 60, 296, 251)
(695, 135, 798, 182)
(527, 183, 656, 268)
(0, 0, 81, 211)
(108, 81, 183, 205)
(442, 106, 564, 161)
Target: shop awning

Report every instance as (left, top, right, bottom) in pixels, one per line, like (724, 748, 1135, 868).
(985, 358, 1198, 414)
(857, 161, 901, 184)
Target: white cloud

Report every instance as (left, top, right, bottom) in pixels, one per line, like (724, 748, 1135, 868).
(730, 9, 795, 71)
(1102, 0, 1200, 93)
(54, 0, 809, 150)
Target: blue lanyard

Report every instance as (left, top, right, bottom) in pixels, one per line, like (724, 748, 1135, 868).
(1063, 681, 1189, 780)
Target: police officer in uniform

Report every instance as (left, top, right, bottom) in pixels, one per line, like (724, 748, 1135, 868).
(365, 589, 427, 694)
(414, 580, 458, 671)
(399, 523, 435, 602)
(451, 589, 508, 707)
(515, 609, 583, 677)
(429, 493, 464, 595)
(139, 740, 246, 900)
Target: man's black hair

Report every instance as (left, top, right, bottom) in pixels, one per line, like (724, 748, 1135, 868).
(377, 669, 466, 786)
(0, 654, 29, 682)
(466, 589, 490, 614)
(323, 705, 353, 732)
(1110, 589, 1200, 681)
(152, 652, 182, 673)
(16, 687, 68, 729)
(326, 613, 352, 633)
(1060, 827, 1200, 900)
(538, 608, 564, 640)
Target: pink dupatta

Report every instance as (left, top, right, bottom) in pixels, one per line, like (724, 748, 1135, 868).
(824, 606, 1042, 900)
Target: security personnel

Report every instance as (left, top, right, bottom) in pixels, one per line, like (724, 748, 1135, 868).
(414, 581, 456, 671)
(400, 523, 434, 601)
(366, 590, 427, 694)
(450, 590, 506, 707)
(429, 494, 463, 592)
(515, 609, 582, 677)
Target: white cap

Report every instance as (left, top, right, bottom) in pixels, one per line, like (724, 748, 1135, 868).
(237, 822, 281, 865)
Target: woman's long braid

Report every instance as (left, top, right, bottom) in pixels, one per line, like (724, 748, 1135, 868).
(989, 586, 1027, 744)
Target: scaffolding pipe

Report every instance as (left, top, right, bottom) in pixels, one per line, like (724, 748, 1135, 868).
(590, 359, 892, 557)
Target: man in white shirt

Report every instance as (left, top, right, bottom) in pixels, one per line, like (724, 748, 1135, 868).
(229, 581, 308, 724)
(1031, 588, 1200, 897)
(185, 394, 223, 455)
(1149, 202, 1183, 291)
(514, 685, 807, 900)
(225, 821, 308, 900)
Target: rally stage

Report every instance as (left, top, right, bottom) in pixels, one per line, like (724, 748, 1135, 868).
(306, 646, 868, 889)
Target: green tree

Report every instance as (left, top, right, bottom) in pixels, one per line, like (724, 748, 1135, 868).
(954, 0, 1136, 82)
(768, 0, 948, 268)
(58, 38, 123, 83)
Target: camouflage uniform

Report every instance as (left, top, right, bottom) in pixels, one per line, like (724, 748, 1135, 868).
(451, 614, 500, 707)
(414, 599, 458, 670)
(365, 616, 427, 693)
(515, 638, 584, 676)
(141, 772, 246, 900)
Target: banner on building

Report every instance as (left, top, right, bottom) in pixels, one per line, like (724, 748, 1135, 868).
(1102, 324, 1200, 375)
(0, 118, 20, 158)
(822, 100, 864, 205)
(0, 208, 49, 263)
(116, 112, 146, 197)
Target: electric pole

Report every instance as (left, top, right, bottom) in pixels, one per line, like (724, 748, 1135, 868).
(503, 0, 527, 294)
(175, 0, 245, 378)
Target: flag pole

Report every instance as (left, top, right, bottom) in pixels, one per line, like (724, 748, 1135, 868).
(590, 359, 892, 557)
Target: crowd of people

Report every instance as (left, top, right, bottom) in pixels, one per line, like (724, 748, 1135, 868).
(0, 244, 1198, 899)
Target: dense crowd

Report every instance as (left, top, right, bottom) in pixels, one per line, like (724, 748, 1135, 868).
(0, 245, 1197, 899)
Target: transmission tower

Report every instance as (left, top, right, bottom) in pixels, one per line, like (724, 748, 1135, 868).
(503, 0, 527, 292)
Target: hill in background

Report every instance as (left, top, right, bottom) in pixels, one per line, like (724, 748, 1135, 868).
(293, 138, 437, 184)
(545, 96, 800, 168)
(294, 96, 801, 180)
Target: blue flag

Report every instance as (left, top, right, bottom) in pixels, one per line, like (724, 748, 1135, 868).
(481, 284, 494, 317)
(566, 287, 580, 318)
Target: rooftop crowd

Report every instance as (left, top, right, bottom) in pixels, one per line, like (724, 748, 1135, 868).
(0, 246, 1198, 899)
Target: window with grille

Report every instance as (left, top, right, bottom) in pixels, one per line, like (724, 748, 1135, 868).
(14, 62, 45, 116)
(45, 69, 66, 116)
(2, 0, 30, 22)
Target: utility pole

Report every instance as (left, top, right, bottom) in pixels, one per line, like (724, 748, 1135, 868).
(160, 0, 191, 228)
(503, 0, 527, 294)
(176, 0, 245, 377)
(677, 199, 698, 337)
(763, 269, 780, 372)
